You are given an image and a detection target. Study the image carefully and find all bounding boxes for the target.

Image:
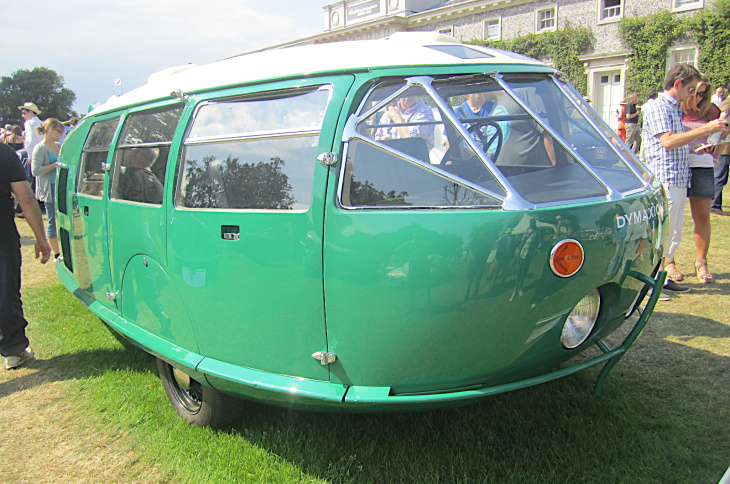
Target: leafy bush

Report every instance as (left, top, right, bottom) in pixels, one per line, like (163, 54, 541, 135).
(467, 23, 593, 94)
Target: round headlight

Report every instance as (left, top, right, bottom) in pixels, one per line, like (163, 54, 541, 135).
(561, 289, 600, 349)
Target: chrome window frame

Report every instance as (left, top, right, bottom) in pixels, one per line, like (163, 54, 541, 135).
(338, 73, 654, 212)
(492, 73, 619, 202)
(184, 85, 333, 145)
(175, 85, 333, 212)
(77, 117, 121, 199)
(339, 76, 519, 211)
(551, 74, 653, 194)
(110, 103, 185, 205)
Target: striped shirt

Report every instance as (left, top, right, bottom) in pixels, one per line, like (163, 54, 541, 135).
(641, 92, 690, 187)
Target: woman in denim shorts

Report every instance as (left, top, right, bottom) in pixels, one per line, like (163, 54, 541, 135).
(682, 78, 721, 283)
(31, 118, 64, 259)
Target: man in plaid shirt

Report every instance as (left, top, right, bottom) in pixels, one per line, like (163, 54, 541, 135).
(641, 64, 727, 295)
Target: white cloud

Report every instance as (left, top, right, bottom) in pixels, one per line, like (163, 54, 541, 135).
(2, 0, 323, 113)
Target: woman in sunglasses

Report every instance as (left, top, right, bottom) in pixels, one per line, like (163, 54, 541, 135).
(681, 76, 722, 283)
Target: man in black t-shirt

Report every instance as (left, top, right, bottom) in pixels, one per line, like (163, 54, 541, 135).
(0, 143, 51, 369)
(625, 92, 641, 153)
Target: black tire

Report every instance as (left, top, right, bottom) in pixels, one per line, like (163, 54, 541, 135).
(156, 358, 244, 428)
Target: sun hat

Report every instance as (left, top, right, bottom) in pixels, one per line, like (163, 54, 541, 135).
(17, 102, 42, 114)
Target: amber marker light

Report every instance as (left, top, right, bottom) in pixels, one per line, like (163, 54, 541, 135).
(550, 239, 584, 278)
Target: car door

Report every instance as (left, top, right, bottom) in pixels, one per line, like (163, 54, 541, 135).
(71, 115, 120, 306)
(168, 76, 353, 380)
(105, 102, 189, 344)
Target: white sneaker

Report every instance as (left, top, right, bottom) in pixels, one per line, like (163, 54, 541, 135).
(4, 348, 35, 370)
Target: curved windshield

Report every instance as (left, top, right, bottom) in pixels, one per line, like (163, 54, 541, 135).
(341, 74, 648, 209)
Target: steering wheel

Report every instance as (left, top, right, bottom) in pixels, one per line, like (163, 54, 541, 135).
(441, 120, 503, 186)
(466, 119, 503, 161)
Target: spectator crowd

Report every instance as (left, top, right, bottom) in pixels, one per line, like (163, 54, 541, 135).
(0, 101, 79, 370)
(615, 65, 729, 300)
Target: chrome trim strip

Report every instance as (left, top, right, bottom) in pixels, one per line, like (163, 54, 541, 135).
(117, 141, 173, 149)
(184, 129, 321, 146)
(493, 73, 620, 201)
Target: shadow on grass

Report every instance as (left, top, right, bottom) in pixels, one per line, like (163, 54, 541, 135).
(211, 312, 729, 483)
(0, 341, 156, 400)
(5, 294, 729, 483)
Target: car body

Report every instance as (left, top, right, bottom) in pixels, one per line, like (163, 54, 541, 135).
(54, 33, 666, 427)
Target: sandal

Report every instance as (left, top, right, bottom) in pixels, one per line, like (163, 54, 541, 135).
(665, 260, 684, 282)
(695, 259, 715, 283)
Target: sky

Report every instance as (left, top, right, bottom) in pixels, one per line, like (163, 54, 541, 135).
(2, 0, 324, 115)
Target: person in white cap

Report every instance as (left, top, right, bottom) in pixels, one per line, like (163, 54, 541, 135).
(18, 102, 44, 165)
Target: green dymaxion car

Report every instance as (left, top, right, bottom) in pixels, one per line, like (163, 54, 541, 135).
(55, 33, 666, 427)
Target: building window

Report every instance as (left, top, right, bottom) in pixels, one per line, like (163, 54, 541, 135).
(672, 0, 703, 12)
(484, 18, 500, 40)
(536, 6, 557, 32)
(666, 46, 698, 73)
(438, 27, 453, 36)
(599, 0, 623, 23)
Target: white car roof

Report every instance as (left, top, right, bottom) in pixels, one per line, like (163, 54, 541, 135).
(91, 33, 547, 116)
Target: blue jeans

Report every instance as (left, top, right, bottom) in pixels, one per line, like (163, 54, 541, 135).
(713, 154, 730, 210)
(45, 185, 57, 240)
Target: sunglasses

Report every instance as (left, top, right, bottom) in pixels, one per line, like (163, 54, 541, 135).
(696, 90, 708, 98)
(688, 86, 697, 94)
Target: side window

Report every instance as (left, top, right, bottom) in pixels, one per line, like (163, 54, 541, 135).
(111, 104, 183, 205)
(177, 86, 331, 210)
(77, 118, 120, 197)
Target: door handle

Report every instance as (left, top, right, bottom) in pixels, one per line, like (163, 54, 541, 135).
(221, 225, 240, 240)
(84, 206, 89, 216)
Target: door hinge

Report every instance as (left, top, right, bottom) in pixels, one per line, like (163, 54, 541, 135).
(311, 351, 337, 366)
(317, 152, 338, 166)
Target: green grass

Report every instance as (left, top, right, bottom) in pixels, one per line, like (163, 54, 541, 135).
(14, 209, 730, 484)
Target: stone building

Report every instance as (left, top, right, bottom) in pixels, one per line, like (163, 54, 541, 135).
(272, 0, 708, 129)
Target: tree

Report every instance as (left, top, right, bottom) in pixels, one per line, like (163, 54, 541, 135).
(685, 0, 730, 91)
(182, 155, 296, 210)
(618, 11, 683, 101)
(0, 67, 77, 127)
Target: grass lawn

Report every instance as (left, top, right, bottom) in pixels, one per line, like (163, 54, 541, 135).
(1, 207, 728, 484)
